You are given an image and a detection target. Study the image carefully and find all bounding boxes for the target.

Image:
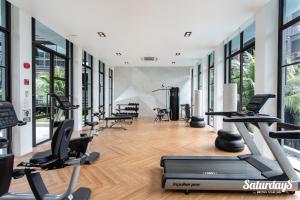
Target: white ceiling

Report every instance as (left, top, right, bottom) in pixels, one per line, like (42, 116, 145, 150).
(8, 0, 270, 67)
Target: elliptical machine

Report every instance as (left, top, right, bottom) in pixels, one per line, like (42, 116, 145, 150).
(0, 101, 91, 200)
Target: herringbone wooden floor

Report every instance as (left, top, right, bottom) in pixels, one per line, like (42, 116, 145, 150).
(10, 118, 300, 199)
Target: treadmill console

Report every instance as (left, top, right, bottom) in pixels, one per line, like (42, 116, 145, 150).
(246, 94, 275, 114)
(0, 101, 19, 129)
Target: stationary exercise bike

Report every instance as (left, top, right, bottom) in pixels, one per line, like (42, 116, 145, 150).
(32, 93, 100, 165)
(0, 101, 91, 200)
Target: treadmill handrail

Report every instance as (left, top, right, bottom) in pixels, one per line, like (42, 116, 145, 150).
(223, 115, 281, 123)
(205, 111, 237, 117)
(269, 130, 300, 140)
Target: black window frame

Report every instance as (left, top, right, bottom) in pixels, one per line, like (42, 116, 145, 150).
(224, 23, 256, 111)
(208, 52, 214, 126)
(0, 1, 11, 153)
(99, 61, 105, 118)
(109, 68, 113, 115)
(277, 0, 300, 158)
(82, 51, 93, 123)
(32, 18, 72, 146)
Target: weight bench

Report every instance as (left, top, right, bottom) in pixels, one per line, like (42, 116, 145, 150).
(93, 112, 133, 131)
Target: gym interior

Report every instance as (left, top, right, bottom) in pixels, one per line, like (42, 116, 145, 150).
(0, 0, 300, 199)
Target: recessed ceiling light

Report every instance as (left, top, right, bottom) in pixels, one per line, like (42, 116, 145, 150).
(184, 32, 192, 37)
(172, 62, 176, 64)
(97, 32, 106, 37)
(116, 53, 122, 56)
(175, 53, 181, 56)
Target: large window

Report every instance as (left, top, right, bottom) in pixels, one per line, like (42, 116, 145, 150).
(99, 61, 105, 118)
(0, 0, 10, 153)
(82, 51, 93, 123)
(208, 52, 214, 126)
(109, 68, 113, 115)
(32, 19, 72, 146)
(197, 64, 202, 90)
(278, 0, 300, 157)
(224, 22, 256, 111)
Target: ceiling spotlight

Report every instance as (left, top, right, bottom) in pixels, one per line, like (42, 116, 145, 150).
(175, 53, 181, 56)
(97, 32, 106, 37)
(125, 61, 129, 64)
(184, 32, 192, 37)
(172, 62, 176, 64)
(116, 53, 122, 56)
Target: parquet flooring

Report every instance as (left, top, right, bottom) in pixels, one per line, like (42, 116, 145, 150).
(10, 118, 300, 199)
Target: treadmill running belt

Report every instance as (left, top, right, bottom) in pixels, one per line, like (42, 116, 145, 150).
(163, 159, 266, 179)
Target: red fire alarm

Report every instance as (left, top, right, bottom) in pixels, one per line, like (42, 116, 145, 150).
(24, 79, 30, 85)
(23, 63, 30, 69)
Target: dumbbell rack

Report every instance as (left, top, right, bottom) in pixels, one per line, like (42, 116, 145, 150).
(115, 103, 139, 118)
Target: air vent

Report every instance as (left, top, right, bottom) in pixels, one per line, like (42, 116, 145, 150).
(141, 57, 158, 62)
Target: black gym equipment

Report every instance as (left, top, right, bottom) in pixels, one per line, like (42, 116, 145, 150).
(161, 94, 300, 193)
(190, 116, 206, 128)
(153, 108, 170, 122)
(169, 87, 179, 120)
(47, 93, 100, 164)
(152, 86, 180, 121)
(207, 95, 277, 152)
(0, 101, 91, 200)
(214, 130, 244, 152)
(93, 111, 133, 131)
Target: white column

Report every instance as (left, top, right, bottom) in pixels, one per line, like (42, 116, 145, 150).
(73, 45, 83, 131)
(10, 6, 32, 156)
(214, 44, 225, 131)
(93, 57, 99, 121)
(254, 0, 279, 158)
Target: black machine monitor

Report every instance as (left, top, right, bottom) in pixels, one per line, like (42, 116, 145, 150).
(0, 101, 19, 130)
(246, 94, 276, 113)
(51, 93, 79, 110)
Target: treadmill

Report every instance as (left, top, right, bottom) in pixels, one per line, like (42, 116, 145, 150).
(161, 94, 300, 193)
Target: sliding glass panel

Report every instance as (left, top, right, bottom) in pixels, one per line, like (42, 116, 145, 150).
(243, 22, 255, 47)
(35, 49, 51, 117)
(283, 0, 300, 24)
(231, 34, 240, 54)
(0, 67, 6, 100)
(86, 54, 92, 67)
(54, 56, 66, 79)
(230, 54, 240, 80)
(35, 49, 51, 143)
(54, 79, 65, 94)
(282, 21, 300, 66)
(242, 50, 255, 109)
(0, 0, 6, 28)
(282, 65, 300, 151)
(35, 20, 67, 55)
(35, 117, 50, 144)
(87, 68, 92, 108)
(0, 32, 6, 66)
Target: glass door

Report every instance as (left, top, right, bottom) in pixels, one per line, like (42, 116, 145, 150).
(33, 48, 52, 144)
(33, 48, 68, 145)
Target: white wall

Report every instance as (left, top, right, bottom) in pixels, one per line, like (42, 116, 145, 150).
(72, 45, 83, 131)
(254, 0, 278, 158)
(11, 5, 33, 156)
(114, 66, 191, 117)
